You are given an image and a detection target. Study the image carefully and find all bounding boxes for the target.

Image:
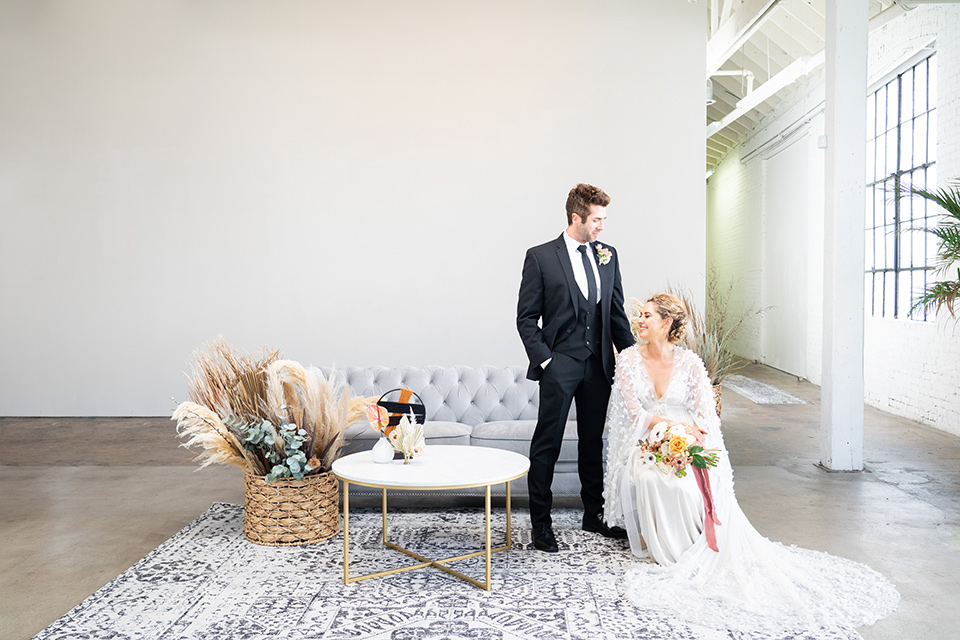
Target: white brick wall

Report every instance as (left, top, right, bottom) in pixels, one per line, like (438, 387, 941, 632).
(707, 5, 960, 435)
(863, 6, 960, 436)
(706, 146, 764, 361)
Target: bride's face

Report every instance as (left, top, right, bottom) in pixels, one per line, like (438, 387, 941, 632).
(635, 302, 671, 342)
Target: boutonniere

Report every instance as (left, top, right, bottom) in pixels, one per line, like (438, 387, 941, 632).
(595, 244, 612, 266)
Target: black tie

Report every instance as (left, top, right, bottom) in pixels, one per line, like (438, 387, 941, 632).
(577, 244, 597, 306)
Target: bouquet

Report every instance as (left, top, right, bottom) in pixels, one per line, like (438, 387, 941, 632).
(637, 421, 718, 478)
(636, 420, 723, 552)
(366, 404, 425, 463)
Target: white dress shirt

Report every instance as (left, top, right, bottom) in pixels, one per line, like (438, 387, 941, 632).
(562, 231, 602, 301)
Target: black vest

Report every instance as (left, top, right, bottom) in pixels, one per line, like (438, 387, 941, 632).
(554, 300, 602, 361)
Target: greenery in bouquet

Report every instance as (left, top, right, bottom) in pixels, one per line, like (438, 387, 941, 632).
(172, 337, 373, 483)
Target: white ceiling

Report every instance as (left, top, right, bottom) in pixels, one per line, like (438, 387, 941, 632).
(705, 0, 902, 170)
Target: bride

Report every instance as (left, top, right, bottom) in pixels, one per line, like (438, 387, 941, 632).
(603, 292, 899, 634)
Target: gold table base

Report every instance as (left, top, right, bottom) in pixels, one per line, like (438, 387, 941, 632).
(341, 481, 514, 591)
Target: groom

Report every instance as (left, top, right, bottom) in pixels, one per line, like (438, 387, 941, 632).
(516, 183, 635, 552)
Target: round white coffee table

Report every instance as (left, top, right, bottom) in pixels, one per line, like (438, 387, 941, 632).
(332, 445, 530, 591)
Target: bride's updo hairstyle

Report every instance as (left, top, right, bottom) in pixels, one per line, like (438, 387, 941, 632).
(647, 293, 687, 345)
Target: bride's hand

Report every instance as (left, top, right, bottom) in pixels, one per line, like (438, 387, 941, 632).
(692, 422, 708, 443)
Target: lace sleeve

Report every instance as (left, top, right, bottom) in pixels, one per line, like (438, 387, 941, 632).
(681, 349, 720, 436)
(603, 346, 651, 526)
(616, 348, 654, 433)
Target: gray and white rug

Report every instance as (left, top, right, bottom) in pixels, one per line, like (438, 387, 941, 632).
(723, 375, 812, 405)
(34, 503, 858, 640)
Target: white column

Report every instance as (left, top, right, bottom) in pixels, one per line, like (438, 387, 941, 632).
(821, 0, 867, 471)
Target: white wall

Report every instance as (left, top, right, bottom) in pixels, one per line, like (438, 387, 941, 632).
(707, 5, 960, 435)
(0, 1, 706, 416)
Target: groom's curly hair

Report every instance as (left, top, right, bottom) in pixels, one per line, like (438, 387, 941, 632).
(647, 293, 688, 345)
(566, 183, 611, 225)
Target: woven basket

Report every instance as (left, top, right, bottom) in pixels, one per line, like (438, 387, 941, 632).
(713, 384, 723, 418)
(243, 470, 340, 546)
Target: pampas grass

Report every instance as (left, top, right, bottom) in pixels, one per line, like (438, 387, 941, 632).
(173, 338, 374, 478)
(631, 272, 765, 385)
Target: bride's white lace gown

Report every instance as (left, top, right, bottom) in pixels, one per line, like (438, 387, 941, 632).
(603, 345, 899, 634)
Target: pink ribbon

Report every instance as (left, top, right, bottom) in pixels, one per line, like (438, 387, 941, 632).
(693, 466, 722, 552)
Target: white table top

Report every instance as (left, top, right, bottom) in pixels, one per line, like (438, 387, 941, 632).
(332, 445, 530, 490)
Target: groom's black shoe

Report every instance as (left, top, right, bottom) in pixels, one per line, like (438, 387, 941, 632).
(532, 525, 559, 552)
(582, 516, 628, 539)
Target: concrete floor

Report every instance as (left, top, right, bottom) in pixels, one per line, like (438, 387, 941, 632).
(1, 363, 958, 640)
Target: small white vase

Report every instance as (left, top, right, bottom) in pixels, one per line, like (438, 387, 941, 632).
(371, 436, 394, 464)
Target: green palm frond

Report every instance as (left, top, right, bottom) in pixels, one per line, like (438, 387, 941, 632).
(899, 179, 960, 318)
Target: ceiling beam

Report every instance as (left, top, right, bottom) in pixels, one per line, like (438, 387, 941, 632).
(707, 0, 783, 77)
(705, 3, 906, 140)
(706, 51, 824, 139)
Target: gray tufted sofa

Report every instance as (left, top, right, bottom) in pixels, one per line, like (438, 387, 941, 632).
(318, 365, 591, 496)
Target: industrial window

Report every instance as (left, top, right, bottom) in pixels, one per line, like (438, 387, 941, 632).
(865, 51, 937, 321)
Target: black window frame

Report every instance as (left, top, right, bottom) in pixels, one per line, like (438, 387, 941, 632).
(865, 50, 937, 321)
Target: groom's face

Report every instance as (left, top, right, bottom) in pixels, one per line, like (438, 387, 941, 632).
(571, 205, 606, 244)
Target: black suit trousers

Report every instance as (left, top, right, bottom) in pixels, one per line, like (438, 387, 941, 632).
(528, 351, 611, 529)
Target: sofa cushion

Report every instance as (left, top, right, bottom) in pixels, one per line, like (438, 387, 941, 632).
(471, 420, 581, 470)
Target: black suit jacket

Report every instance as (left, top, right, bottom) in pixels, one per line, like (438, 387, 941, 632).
(517, 234, 635, 383)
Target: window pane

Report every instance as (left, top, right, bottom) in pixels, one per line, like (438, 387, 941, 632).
(886, 132, 898, 177)
(866, 138, 875, 183)
(915, 59, 928, 115)
(876, 85, 887, 137)
(902, 180, 914, 223)
(914, 113, 927, 165)
(875, 184, 887, 228)
(900, 229, 913, 269)
(898, 271, 913, 318)
(885, 225, 896, 268)
(867, 95, 875, 141)
(865, 273, 873, 314)
(928, 109, 937, 163)
(913, 229, 927, 269)
(884, 189, 897, 226)
(885, 271, 897, 317)
(875, 132, 885, 182)
(901, 67, 914, 122)
(900, 118, 913, 170)
(865, 229, 874, 269)
(927, 222, 938, 262)
(887, 80, 899, 131)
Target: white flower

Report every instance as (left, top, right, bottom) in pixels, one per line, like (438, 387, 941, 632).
(643, 452, 657, 465)
(655, 461, 672, 475)
(648, 422, 668, 444)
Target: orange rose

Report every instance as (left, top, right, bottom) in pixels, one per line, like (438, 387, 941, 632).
(669, 436, 687, 454)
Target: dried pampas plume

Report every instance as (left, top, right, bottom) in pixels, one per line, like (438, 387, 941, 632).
(172, 401, 263, 473)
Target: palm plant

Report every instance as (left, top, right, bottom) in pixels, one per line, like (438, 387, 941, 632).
(898, 179, 960, 318)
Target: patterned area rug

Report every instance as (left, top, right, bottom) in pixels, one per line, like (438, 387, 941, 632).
(34, 503, 860, 640)
(723, 375, 812, 405)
